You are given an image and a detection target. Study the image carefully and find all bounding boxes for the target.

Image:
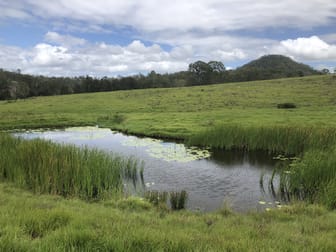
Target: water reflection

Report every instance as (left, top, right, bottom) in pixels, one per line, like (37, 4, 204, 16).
(210, 149, 277, 168)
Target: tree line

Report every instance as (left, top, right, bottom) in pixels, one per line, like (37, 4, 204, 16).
(0, 55, 322, 100)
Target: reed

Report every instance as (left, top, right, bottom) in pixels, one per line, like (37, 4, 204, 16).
(189, 125, 336, 154)
(282, 147, 336, 209)
(169, 190, 188, 210)
(0, 133, 141, 200)
(144, 190, 168, 206)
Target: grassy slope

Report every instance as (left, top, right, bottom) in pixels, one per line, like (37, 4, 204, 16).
(2, 75, 336, 250)
(1, 183, 336, 251)
(1, 75, 336, 138)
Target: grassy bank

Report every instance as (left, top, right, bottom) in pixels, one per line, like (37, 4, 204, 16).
(0, 183, 336, 251)
(0, 133, 141, 200)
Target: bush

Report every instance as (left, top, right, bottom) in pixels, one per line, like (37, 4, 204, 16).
(277, 103, 297, 109)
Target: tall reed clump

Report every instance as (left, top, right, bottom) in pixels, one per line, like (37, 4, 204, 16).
(144, 190, 168, 207)
(281, 147, 336, 209)
(189, 125, 336, 154)
(0, 133, 141, 200)
(144, 190, 188, 210)
(169, 190, 188, 210)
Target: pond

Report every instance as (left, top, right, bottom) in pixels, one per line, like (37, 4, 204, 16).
(15, 126, 284, 212)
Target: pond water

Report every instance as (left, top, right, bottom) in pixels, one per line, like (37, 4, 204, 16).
(15, 126, 283, 212)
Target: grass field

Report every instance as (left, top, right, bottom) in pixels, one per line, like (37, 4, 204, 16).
(1, 75, 336, 138)
(1, 75, 336, 250)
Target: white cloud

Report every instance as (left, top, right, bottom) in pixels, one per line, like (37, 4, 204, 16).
(274, 36, 336, 61)
(1, 1, 336, 76)
(44, 32, 86, 47)
(0, 1, 31, 20)
(0, 34, 193, 76)
(31, 43, 73, 66)
(2, 1, 336, 33)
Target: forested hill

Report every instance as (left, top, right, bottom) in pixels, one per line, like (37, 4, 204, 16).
(0, 54, 322, 100)
(230, 55, 320, 81)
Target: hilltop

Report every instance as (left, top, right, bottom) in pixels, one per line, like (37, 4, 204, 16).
(230, 55, 320, 81)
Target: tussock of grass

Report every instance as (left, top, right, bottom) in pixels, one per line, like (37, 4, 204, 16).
(0, 133, 141, 200)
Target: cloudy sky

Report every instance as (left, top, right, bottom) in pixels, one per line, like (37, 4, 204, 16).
(1, 0, 336, 76)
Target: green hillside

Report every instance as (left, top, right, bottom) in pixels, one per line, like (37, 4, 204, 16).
(1, 75, 335, 137)
(232, 55, 320, 81)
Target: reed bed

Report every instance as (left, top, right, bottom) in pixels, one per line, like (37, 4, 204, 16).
(190, 125, 336, 209)
(0, 133, 141, 200)
(189, 125, 336, 154)
(280, 147, 336, 209)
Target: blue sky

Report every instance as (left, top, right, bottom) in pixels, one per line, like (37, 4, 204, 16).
(0, 0, 336, 76)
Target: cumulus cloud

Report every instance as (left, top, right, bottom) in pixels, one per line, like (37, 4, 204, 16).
(1, 1, 336, 76)
(0, 34, 194, 76)
(274, 36, 336, 61)
(44, 32, 87, 47)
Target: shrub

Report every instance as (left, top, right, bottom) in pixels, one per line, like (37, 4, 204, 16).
(277, 103, 296, 109)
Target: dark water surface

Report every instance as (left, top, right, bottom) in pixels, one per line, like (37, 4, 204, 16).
(16, 127, 283, 212)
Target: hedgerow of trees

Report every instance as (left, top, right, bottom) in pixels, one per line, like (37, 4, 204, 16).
(0, 55, 321, 100)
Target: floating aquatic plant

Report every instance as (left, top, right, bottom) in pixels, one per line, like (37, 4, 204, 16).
(122, 137, 210, 162)
(64, 126, 112, 140)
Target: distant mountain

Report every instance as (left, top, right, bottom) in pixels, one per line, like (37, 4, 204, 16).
(231, 55, 320, 81)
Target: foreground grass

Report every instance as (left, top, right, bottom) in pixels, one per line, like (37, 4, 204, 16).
(0, 183, 336, 251)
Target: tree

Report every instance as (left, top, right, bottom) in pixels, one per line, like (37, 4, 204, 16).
(208, 61, 225, 72)
(188, 61, 212, 85)
(321, 68, 330, 74)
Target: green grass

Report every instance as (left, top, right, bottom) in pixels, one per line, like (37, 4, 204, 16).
(0, 182, 336, 251)
(1, 75, 336, 137)
(0, 133, 141, 200)
(2, 75, 336, 250)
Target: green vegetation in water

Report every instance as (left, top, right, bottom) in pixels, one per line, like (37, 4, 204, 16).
(0, 133, 142, 200)
(64, 126, 112, 140)
(122, 137, 210, 162)
(189, 125, 336, 154)
(144, 190, 188, 210)
(144, 190, 168, 207)
(282, 147, 336, 209)
(170, 190, 188, 210)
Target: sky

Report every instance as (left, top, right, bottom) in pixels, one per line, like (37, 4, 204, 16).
(0, 0, 336, 77)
